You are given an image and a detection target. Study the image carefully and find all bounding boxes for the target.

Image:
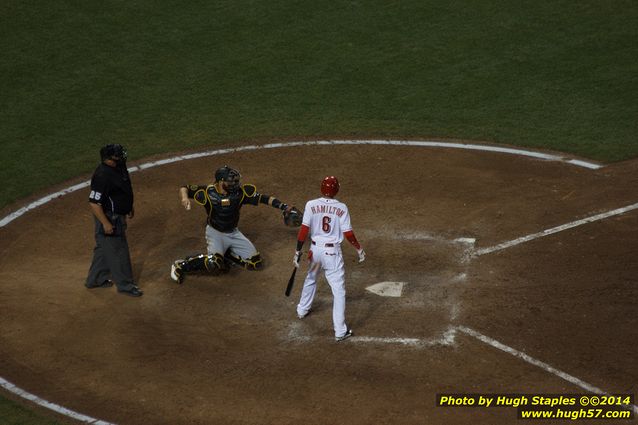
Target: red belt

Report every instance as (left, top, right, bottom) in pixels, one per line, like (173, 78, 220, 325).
(312, 241, 334, 247)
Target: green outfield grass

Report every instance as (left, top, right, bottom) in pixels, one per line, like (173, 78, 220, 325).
(0, 396, 62, 425)
(0, 0, 636, 423)
(1, 0, 637, 211)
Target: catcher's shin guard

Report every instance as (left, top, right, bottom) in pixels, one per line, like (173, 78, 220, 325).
(182, 253, 229, 275)
(225, 251, 263, 270)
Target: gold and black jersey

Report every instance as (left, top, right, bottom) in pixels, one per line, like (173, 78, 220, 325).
(185, 183, 285, 233)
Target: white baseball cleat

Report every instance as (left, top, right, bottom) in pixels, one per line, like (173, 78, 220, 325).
(297, 309, 312, 319)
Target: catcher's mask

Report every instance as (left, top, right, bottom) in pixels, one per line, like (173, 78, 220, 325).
(321, 176, 340, 197)
(215, 165, 241, 192)
(100, 144, 127, 165)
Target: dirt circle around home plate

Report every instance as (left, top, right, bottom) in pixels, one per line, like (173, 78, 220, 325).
(1, 140, 637, 424)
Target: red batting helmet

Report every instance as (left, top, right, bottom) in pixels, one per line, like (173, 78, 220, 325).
(321, 176, 340, 197)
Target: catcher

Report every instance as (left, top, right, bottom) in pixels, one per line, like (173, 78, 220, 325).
(170, 165, 302, 283)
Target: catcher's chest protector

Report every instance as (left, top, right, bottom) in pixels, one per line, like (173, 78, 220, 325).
(202, 187, 244, 231)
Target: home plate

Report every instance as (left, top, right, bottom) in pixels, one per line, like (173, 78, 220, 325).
(366, 281, 406, 297)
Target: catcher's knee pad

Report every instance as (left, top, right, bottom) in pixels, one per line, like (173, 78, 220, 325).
(204, 253, 229, 275)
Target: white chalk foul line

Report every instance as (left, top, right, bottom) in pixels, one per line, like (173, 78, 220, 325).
(0, 181, 91, 228)
(457, 326, 638, 415)
(0, 377, 115, 424)
(473, 202, 638, 256)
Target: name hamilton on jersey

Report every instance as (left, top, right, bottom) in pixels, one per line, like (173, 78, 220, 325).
(310, 204, 345, 217)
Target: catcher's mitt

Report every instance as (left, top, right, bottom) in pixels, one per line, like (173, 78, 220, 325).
(283, 207, 303, 227)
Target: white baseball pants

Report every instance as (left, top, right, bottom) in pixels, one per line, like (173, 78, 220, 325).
(297, 244, 348, 338)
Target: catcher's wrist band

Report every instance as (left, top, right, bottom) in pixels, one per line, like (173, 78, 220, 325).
(265, 196, 286, 210)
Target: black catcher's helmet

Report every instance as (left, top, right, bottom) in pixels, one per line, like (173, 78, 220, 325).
(215, 165, 241, 192)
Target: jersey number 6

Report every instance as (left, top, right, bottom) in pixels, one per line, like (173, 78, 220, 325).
(322, 216, 332, 232)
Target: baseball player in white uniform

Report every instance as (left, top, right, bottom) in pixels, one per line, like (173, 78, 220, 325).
(293, 176, 365, 341)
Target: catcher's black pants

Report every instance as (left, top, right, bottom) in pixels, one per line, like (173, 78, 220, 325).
(85, 216, 137, 292)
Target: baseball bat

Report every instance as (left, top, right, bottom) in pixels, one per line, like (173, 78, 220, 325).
(285, 253, 302, 297)
(285, 267, 297, 297)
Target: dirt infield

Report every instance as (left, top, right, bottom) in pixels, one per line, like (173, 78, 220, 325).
(0, 142, 636, 424)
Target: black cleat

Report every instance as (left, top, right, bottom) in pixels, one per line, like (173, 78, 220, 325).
(85, 280, 114, 289)
(118, 286, 143, 297)
(335, 329, 353, 342)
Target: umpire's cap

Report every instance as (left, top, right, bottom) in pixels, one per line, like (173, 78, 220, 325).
(100, 144, 127, 161)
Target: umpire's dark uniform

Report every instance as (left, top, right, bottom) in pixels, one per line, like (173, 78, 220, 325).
(85, 145, 142, 297)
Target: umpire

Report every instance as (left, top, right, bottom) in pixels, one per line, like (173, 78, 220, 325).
(85, 144, 143, 297)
